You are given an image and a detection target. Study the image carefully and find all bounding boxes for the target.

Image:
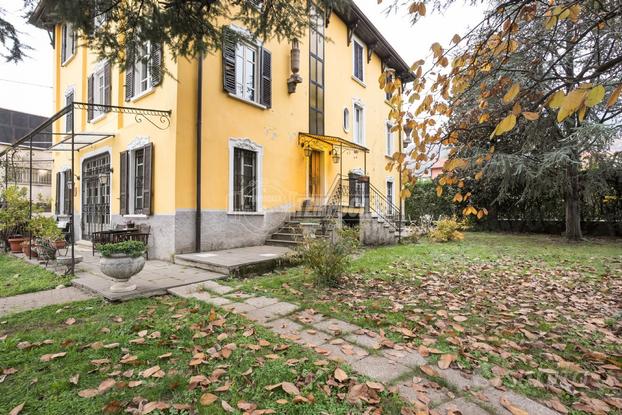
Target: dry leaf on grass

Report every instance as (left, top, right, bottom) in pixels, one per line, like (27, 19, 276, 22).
(40, 352, 66, 362)
(200, 393, 218, 406)
(9, 402, 24, 415)
(500, 397, 528, 415)
(281, 382, 300, 396)
(438, 354, 456, 370)
(334, 368, 348, 382)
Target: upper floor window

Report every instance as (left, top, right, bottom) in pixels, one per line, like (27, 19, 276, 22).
(353, 103, 364, 145)
(352, 37, 365, 83)
(125, 41, 162, 101)
(385, 73, 394, 101)
(61, 23, 76, 64)
(223, 27, 272, 108)
(386, 122, 395, 156)
(64, 90, 74, 133)
(343, 107, 350, 132)
(88, 61, 111, 121)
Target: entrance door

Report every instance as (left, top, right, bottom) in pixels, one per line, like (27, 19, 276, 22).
(81, 153, 111, 240)
(308, 150, 322, 204)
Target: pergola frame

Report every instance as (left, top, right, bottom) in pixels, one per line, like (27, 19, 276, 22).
(0, 102, 171, 274)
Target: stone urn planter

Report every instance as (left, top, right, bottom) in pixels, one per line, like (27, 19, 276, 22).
(99, 240, 147, 293)
(8, 236, 25, 253)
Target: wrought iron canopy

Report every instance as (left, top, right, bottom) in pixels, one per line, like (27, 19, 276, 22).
(298, 132, 369, 153)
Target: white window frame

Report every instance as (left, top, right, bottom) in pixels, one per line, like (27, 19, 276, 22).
(386, 177, 395, 214)
(57, 168, 70, 215)
(61, 23, 75, 65)
(132, 41, 153, 99)
(234, 40, 259, 103)
(342, 107, 350, 132)
(353, 101, 365, 145)
(91, 61, 107, 121)
(386, 121, 395, 156)
(64, 86, 75, 133)
(125, 137, 150, 217)
(352, 36, 365, 83)
(228, 138, 263, 215)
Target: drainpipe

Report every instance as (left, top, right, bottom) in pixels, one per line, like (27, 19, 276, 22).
(195, 53, 203, 252)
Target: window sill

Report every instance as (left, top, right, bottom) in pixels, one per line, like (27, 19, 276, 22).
(131, 87, 155, 103)
(61, 54, 76, 67)
(89, 113, 107, 124)
(227, 93, 267, 110)
(123, 214, 149, 219)
(227, 211, 264, 216)
(351, 76, 366, 88)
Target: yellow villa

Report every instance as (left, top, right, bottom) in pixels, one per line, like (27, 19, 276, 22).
(27, 1, 414, 260)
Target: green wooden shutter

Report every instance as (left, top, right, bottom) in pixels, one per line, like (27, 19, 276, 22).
(260, 48, 272, 108)
(222, 28, 237, 94)
(104, 62, 112, 112)
(55, 172, 61, 214)
(61, 24, 68, 62)
(142, 143, 153, 215)
(125, 47, 135, 101)
(150, 43, 162, 87)
(87, 74, 94, 121)
(120, 151, 129, 215)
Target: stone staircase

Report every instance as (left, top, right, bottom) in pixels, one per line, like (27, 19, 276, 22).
(265, 208, 335, 248)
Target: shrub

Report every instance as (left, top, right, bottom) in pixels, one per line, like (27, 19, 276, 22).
(297, 225, 360, 287)
(0, 186, 32, 237)
(429, 217, 465, 242)
(99, 240, 146, 258)
(27, 215, 63, 240)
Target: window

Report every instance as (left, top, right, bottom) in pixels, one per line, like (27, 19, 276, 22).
(387, 181, 394, 215)
(309, 7, 325, 134)
(222, 27, 272, 108)
(65, 90, 74, 133)
(61, 23, 76, 64)
(94, 13, 106, 29)
(385, 73, 393, 101)
(88, 62, 111, 121)
(8, 168, 52, 185)
(120, 144, 153, 215)
(353, 38, 364, 82)
(233, 148, 257, 212)
(235, 42, 257, 101)
(343, 107, 350, 132)
(125, 41, 162, 101)
(55, 169, 72, 215)
(353, 103, 364, 145)
(386, 122, 395, 156)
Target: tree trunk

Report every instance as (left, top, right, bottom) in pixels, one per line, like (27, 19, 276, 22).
(564, 160, 583, 241)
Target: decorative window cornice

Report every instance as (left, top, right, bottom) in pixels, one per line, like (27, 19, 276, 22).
(230, 138, 261, 152)
(127, 136, 150, 151)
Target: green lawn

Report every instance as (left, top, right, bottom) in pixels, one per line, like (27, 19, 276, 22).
(228, 232, 622, 413)
(0, 296, 404, 415)
(0, 254, 72, 298)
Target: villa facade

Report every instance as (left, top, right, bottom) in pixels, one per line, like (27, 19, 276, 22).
(30, 1, 413, 260)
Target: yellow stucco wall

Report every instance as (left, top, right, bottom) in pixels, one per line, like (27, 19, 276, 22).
(50, 11, 402, 226)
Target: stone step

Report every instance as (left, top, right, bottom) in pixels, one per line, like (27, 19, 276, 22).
(270, 232, 303, 242)
(265, 239, 301, 248)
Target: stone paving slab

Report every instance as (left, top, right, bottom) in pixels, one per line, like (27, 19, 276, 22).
(479, 388, 559, 415)
(350, 355, 411, 383)
(291, 329, 333, 347)
(244, 301, 299, 323)
(313, 318, 361, 335)
(264, 318, 304, 336)
(436, 397, 491, 415)
(0, 287, 94, 316)
(293, 309, 327, 325)
(317, 341, 369, 364)
(244, 296, 279, 308)
(201, 280, 236, 295)
(396, 382, 452, 408)
(167, 282, 210, 298)
(345, 332, 382, 349)
(223, 302, 258, 314)
(383, 348, 428, 369)
(199, 296, 233, 307)
(436, 368, 489, 392)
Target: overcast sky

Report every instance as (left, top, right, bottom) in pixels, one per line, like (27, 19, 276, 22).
(0, 0, 482, 117)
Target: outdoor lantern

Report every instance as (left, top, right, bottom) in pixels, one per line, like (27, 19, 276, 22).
(331, 149, 340, 164)
(303, 144, 312, 158)
(98, 173, 110, 186)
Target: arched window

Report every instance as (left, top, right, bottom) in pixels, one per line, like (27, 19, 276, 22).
(343, 107, 350, 132)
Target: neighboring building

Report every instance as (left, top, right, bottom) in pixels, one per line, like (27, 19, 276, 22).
(0, 108, 53, 210)
(29, 1, 413, 259)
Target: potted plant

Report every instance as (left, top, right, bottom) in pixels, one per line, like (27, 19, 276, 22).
(0, 187, 31, 253)
(99, 240, 146, 292)
(21, 240, 38, 257)
(28, 215, 65, 249)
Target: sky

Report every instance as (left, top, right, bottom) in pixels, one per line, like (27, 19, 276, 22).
(0, 0, 482, 117)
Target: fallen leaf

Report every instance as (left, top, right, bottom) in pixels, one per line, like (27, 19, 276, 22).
(9, 402, 24, 415)
(281, 382, 300, 396)
(438, 354, 456, 370)
(221, 400, 235, 413)
(334, 368, 348, 382)
(65, 318, 76, 325)
(40, 352, 67, 362)
(69, 374, 80, 385)
(200, 393, 218, 406)
(78, 388, 100, 398)
(500, 397, 528, 415)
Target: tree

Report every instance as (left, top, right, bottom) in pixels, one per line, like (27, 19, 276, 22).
(381, 0, 622, 240)
(1, 0, 342, 65)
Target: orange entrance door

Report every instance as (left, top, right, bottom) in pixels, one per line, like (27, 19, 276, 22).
(308, 150, 322, 204)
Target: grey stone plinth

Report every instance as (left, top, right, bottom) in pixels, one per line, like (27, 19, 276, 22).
(383, 348, 427, 368)
(244, 296, 279, 308)
(479, 388, 559, 415)
(350, 355, 411, 384)
(436, 398, 489, 415)
(313, 318, 361, 335)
